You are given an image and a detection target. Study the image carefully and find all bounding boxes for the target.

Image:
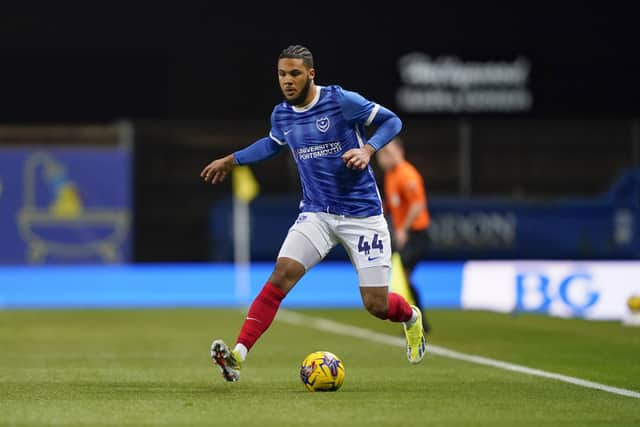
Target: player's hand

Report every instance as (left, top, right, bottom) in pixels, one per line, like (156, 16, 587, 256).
(395, 228, 408, 250)
(342, 145, 375, 171)
(200, 154, 235, 184)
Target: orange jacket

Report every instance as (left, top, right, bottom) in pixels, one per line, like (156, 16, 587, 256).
(383, 160, 430, 231)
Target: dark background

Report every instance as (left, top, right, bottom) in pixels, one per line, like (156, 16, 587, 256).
(1, 2, 639, 262)
(1, 2, 639, 121)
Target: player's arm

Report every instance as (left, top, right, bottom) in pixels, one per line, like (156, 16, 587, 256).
(395, 172, 427, 248)
(200, 137, 283, 184)
(234, 137, 284, 165)
(338, 87, 402, 170)
(201, 110, 286, 184)
(394, 201, 424, 249)
(402, 202, 425, 231)
(366, 106, 403, 151)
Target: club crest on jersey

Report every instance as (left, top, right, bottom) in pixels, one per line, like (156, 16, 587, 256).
(316, 116, 330, 133)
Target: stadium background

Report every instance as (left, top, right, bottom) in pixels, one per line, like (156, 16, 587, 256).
(2, 4, 640, 426)
(1, 3, 640, 319)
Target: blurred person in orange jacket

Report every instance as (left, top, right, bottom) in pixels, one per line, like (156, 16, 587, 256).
(377, 137, 432, 333)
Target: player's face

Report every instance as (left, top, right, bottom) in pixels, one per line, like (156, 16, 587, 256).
(278, 58, 315, 106)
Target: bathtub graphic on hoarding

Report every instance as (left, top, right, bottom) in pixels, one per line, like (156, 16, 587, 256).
(16, 151, 130, 263)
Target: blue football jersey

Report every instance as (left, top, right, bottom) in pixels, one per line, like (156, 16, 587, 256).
(269, 85, 386, 217)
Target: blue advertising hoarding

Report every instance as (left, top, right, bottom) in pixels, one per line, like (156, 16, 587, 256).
(209, 168, 640, 261)
(0, 261, 464, 310)
(1, 260, 637, 321)
(0, 147, 132, 264)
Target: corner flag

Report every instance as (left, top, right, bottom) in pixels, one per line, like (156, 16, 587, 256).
(232, 166, 259, 202)
(231, 165, 259, 305)
(390, 251, 416, 305)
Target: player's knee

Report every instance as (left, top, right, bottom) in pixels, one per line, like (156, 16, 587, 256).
(362, 294, 388, 319)
(268, 258, 305, 293)
(268, 267, 292, 290)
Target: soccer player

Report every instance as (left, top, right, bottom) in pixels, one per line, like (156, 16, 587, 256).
(200, 45, 426, 382)
(376, 137, 432, 333)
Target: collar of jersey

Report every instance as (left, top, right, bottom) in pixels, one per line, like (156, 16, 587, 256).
(292, 85, 323, 113)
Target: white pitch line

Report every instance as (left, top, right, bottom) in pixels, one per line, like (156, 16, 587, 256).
(277, 310, 640, 399)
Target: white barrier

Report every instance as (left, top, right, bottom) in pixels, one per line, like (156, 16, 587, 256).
(462, 261, 640, 320)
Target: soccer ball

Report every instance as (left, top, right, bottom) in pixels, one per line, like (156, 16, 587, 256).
(628, 295, 640, 311)
(299, 351, 345, 392)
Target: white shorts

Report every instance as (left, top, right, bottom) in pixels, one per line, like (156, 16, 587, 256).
(278, 212, 392, 287)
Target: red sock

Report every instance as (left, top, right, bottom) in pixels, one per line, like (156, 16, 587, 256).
(386, 292, 413, 322)
(236, 282, 286, 351)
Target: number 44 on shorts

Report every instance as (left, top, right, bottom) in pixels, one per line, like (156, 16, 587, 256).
(358, 234, 383, 256)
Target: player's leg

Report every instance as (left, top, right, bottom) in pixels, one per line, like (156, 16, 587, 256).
(337, 215, 426, 363)
(359, 278, 412, 321)
(211, 255, 306, 382)
(336, 214, 413, 321)
(232, 256, 305, 355)
(358, 267, 426, 364)
(211, 213, 336, 381)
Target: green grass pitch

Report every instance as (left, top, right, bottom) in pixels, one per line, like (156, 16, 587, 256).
(1, 308, 639, 426)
